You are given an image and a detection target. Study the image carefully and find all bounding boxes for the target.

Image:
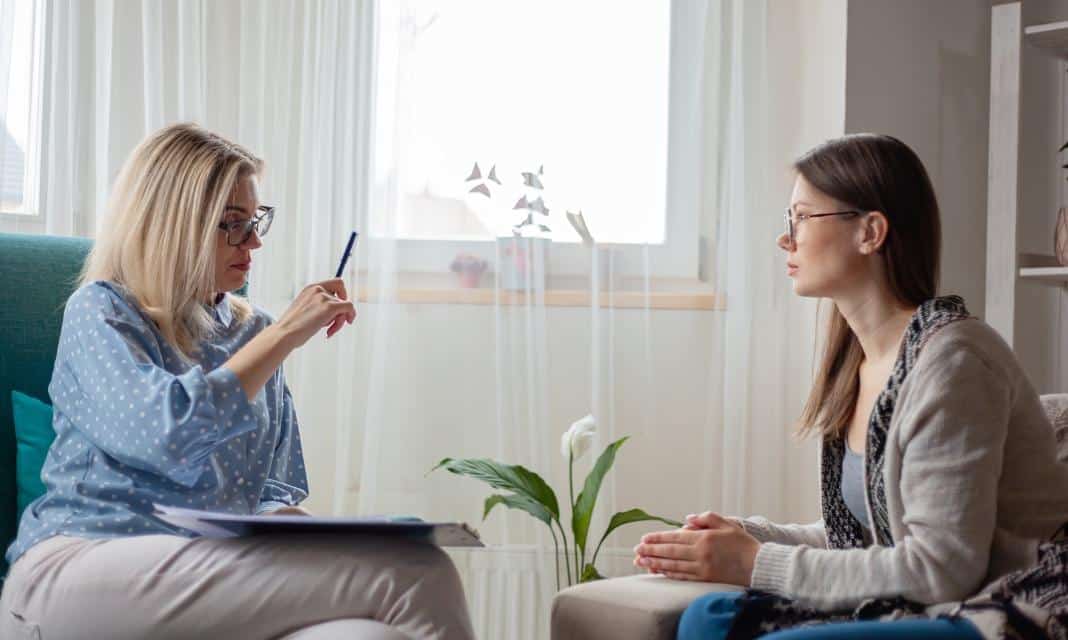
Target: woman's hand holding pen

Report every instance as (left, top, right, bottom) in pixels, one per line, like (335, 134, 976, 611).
(225, 278, 355, 401)
(227, 236, 358, 401)
(274, 278, 357, 348)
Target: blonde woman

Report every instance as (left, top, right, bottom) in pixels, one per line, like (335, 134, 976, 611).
(0, 123, 474, 640)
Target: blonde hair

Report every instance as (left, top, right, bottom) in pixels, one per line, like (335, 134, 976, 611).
(81, 123, 262, 359)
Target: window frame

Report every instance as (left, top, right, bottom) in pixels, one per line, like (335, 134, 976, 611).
(0, 0, 47, 232)
(370, 0, 704, 280)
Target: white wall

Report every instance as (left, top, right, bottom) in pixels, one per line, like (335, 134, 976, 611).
(761, 0, 850, 525)
(844, 0, 993, 317)
(844, 0, 1068, 394)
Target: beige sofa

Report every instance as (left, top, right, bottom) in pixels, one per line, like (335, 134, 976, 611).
(550, 394, 1068, 640)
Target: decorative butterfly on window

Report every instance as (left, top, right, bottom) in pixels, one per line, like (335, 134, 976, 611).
(464, 163, 501, 198)
(463, 163, 552, 235)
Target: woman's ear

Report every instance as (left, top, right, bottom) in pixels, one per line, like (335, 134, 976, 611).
(858, 211, 889, 255)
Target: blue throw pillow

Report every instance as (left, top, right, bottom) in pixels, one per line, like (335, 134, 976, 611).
(10, 391, 56, 516)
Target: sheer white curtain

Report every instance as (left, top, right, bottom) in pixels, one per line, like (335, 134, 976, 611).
(1, 0, 373, 248)
(4, 1, 822, 638)
(353, 1, 819, 638)
(2, 0, 376, 515)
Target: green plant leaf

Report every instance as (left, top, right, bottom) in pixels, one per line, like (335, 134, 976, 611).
(589, 508, 684, 568)
(571, 437, 628, 557)
(604, 508, 683, 533)
(431, 458, 560, 519)
(580, 563, 605, 583)
(483, 493, 553, 526)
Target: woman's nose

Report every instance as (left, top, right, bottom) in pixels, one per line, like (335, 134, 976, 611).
(243, 230, 263, 250)
(777, 231, 793, 252)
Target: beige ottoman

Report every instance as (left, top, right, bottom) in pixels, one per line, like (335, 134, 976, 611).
(551, 574, 742, 640)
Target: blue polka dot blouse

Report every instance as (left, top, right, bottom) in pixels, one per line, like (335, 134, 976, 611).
(6, 281, 308, 567)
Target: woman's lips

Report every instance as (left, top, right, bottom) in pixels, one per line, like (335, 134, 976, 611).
(230, 263, 251, 272)
(787, 263, 798, 276)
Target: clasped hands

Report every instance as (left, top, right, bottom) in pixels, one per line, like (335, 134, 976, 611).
(632, 511, 760, 586)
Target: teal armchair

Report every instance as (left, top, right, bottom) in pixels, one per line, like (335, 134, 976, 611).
(0, 232, 92, 580)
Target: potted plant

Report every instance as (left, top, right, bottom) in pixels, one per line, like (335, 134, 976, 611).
(431, 415, 680, 589)
(450, 253, 488, 288)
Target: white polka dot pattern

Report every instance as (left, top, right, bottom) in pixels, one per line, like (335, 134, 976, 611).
(6, 281, 309, 567)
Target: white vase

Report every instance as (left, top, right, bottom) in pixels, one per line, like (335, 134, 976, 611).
(496, 236, 550, 291)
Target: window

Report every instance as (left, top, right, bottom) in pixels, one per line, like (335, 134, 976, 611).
(1, 0, 44, 217)
(373, 0, 702, 278)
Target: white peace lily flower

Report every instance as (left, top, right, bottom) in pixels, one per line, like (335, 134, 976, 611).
(561, 414, 597, 461)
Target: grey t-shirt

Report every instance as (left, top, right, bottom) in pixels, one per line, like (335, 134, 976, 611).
(841, 446, 871, 531)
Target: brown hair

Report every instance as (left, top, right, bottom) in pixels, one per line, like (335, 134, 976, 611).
(795, 134, 941, 439)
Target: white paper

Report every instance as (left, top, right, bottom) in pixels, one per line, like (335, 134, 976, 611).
(153, 505, 238, 537)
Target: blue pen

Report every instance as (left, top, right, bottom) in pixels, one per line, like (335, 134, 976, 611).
(335, 231, 358, 278)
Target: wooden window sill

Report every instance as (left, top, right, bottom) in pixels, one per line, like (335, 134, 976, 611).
(352, 273, 724, 310)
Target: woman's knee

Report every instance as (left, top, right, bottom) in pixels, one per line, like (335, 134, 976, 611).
(676, 591, 744, 640)
(354, 541, 466, 612)
(280, 618, 411, 640)
(401, 544, 465, 596)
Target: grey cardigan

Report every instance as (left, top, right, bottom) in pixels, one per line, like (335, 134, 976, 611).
(740, 318, 1068, 611)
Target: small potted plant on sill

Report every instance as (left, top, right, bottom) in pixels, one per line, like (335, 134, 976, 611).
(450, 253, 488, 288)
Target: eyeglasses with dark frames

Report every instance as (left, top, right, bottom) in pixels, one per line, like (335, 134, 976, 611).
(783, 207, 861, 246)
(219, 205, 275, 246)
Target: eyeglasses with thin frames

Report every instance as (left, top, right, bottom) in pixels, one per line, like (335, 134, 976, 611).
(783, 207, 861, 246)
(219, 205, 275, 246)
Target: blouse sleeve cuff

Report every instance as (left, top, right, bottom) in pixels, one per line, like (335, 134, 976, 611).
(255, 500, 290, 515)
(165, 367, 262, 488)
(259, 478, 309, 507)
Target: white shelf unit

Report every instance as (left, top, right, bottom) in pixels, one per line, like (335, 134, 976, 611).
(986, 2, 1068, 393)
(1019, 266, 1068, 282)
(1019, 255, 1068, 284)
(1019, 21, 1068, 288)
(1025, 20, 1068, 58)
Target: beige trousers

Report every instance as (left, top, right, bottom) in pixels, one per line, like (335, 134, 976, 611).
(0, 534, 475, 640)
